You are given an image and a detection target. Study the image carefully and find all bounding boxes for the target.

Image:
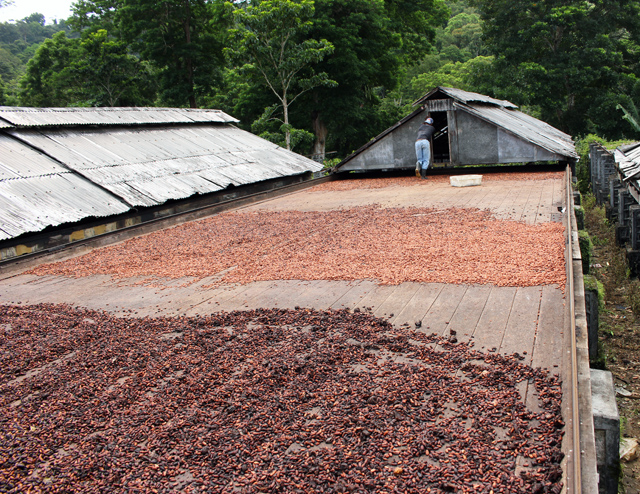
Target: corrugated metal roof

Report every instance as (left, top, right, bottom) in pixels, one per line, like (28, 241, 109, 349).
(414, 86, 518, 109)
(458, 102, 577, 159)
(615, 145, 640, 182)
(0, 107, 322, 242)
(337, 87, 576, 170)
(0, 106, 239, 128)
(0, 133, 130, 240)
(9, 123, 323, 210)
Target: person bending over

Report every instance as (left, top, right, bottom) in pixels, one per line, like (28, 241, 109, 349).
(415, 117, 435, 179)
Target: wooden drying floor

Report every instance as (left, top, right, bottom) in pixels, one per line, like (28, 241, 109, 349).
(0, 173, 566, 376)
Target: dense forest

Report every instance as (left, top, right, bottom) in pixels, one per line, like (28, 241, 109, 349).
(1, 0, 639, 161)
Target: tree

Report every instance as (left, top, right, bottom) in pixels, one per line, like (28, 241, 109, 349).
(411, 55, 493, 93)
(69, 0, 121, 32)
(471, 0, 640, 137)
(228, 0, 335, 150)
(302, 0, 447, 160)
(19, 30, 156, 107)
(384, 0, 449, 64)
(19, 32, 80, 106)
(75, 29, 156, 106)
(117, 0, 226, 108)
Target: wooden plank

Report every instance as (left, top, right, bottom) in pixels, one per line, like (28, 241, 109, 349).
(283, 280, 340, 309)
(499, 286, 542, 364)
(470, 286, 517, 352)
(354, 284, 398, 313)
(207, 281, 273, 312)
(328, 280, 379, 310)
(445, 284, 493, 342)
(306, 280, 364, 310)
(390, 283, 444, 328)
(531, 284, 565, 374)
(371, 282, 422, 320)
(217, 279, 318, 311)
(420, 284, 468, 335)
(186, 283, 258, 315)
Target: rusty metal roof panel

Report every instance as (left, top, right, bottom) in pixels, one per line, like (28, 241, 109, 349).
(459, 103, 577, 159)
(0, 107, 239, 127)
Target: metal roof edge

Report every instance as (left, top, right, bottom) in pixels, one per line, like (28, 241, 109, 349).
(412, 86, 518, 110)
(0, 107, 240, 128)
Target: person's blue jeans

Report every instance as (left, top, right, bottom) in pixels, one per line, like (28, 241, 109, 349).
(415, 139, 431, 170)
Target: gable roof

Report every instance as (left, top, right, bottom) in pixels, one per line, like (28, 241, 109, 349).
(414, 86, 518, 109)
(336, 86, 576, 171)
(0, 107, 322, 242)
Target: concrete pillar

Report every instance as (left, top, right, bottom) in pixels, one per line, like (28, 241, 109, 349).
(630, 206, 640, 251)
(584, 288, 599, 360)
(591, 369, 620, 494)
(619, 189, 634, 226)
(609, 180, 621, 211)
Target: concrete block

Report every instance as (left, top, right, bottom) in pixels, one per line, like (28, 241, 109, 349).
(630, 206, 640, 250)
(627, 248, 640, 278)
(584, 289, 599, 360)
(591, 369, 620, 494)
(574, 191, 582, 206)
(616, 225, 629, 246)
(619, 189, 634, 226)
(450, 175, 482, 187)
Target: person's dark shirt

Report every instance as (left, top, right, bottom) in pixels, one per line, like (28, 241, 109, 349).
(416, 123, 436, 141)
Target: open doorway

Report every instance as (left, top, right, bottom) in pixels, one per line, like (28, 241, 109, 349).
(430, 111, 450, 164)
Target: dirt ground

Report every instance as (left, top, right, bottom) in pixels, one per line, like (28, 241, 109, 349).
(584, 200, 640, 493)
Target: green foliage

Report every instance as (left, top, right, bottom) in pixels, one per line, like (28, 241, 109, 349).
(228, 0, 335, 150)
(19, 29, 156, 107)
(574, 205, 584, 230)
(251, 104, 315, 152)
(384, 0, 449, 64)
(0, 14, 73, 103)
(578, 230, 593, 275)
(75, 29, 156, 106)
(322, 157, 341, 169)
(617, 101, 640, 134)
(470, 0, 640, 137)
(19, 32, 81, 106)
(411, 55, 493, 94)
(584, 274, 605, 309)
(117, 0, 227, 108)
(302, 0, 445, 159)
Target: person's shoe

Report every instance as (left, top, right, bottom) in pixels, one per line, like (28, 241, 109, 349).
(415, 167, 420, 177)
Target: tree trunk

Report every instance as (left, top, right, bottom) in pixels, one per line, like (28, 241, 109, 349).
(283, 96, 290, 150)
(312, 111, 328, 162)
(184, 0, 197, 109)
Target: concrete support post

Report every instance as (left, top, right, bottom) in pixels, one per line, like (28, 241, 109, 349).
(584, 288, 599, 361)
(631, 206, 640, 251)
(609, 179, 621, 211)
(617, 190, 633, 245)
(591, 369, 620, 494)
